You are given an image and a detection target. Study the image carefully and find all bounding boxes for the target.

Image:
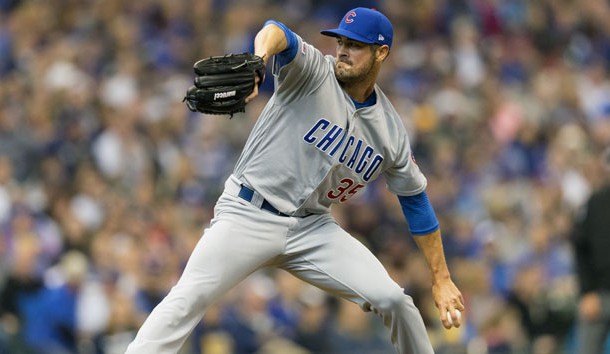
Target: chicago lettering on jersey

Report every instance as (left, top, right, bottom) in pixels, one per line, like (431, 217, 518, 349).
(303, 118, 383, 181)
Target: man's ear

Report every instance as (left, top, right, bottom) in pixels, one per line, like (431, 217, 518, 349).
(376, 45, 390, 62)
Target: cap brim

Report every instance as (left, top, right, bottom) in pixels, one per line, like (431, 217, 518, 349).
(320, 28, 374, 44)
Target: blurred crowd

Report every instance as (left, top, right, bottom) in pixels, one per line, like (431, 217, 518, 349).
(0, 0, 609, 353)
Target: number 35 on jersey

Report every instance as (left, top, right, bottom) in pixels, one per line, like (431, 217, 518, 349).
(327, 178, 364, 203)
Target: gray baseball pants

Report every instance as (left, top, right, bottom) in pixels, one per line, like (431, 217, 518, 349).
(125, 176, 434, 354)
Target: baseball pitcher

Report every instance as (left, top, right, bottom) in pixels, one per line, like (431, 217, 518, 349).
(126, 7, 465, 354)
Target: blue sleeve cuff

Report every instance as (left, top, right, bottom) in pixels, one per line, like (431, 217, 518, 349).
(398, 191, 439, 236)
(263, 20, 298, 68)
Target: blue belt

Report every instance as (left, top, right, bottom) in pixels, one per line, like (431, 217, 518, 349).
(238, 185, 289, 217)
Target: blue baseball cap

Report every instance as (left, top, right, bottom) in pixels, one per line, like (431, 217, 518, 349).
(321, 8, 393, 48)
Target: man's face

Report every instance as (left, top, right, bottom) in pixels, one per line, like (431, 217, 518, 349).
(334, 37, 377, 84)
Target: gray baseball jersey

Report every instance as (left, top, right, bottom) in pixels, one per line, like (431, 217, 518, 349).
(233, 34, 427, 216)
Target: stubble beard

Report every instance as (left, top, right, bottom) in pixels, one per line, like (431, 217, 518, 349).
(335, 57, 376, 86)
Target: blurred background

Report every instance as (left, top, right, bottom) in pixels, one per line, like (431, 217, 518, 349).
(0, 0, 609, 353)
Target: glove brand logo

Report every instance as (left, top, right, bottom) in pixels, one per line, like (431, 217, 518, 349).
(345, 11, 356, 23)
(214, 90, 237, 100)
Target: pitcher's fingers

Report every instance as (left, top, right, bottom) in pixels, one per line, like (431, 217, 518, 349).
(246, 76, 261, 103)
(245, 84, 259, 103)
(449, 309, 462, 328)
(440, 309, 452, 329)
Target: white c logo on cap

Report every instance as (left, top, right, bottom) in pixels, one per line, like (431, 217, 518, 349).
(345, 11, 356, 23)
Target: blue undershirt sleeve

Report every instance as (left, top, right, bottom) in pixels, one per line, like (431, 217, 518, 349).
(397, 191, 440, 236)
(263, 20, 298, 68)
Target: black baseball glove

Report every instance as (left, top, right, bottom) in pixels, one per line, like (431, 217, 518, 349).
(183, 53, 266, 116)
